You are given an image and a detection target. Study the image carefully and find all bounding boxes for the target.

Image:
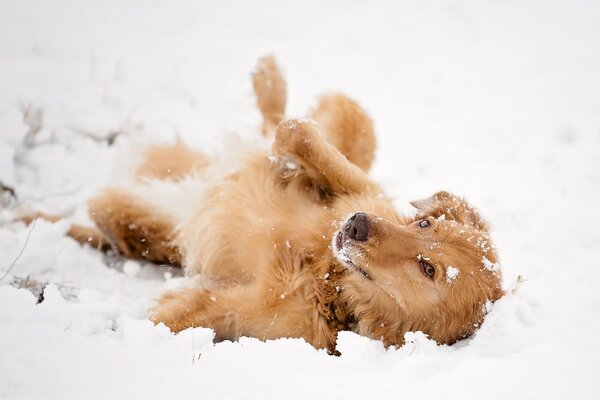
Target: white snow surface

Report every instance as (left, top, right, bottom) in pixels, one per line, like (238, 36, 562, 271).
(1, 0, 600, 399)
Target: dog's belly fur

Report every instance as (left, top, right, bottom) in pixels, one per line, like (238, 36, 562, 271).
(177, 153, 336, 280)
(169, 153, 403, 347)
(171, 154, 334, 344)
(177, 152, 402, 280)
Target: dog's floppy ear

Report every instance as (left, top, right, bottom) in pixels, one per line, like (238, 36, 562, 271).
(411, 191, 489, 231)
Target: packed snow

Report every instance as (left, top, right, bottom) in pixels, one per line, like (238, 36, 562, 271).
(1, 0, 600, 399)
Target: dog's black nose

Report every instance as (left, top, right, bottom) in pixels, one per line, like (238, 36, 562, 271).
(345, 212, 370, 241)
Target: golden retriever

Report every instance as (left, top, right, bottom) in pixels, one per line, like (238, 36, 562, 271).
(25, 56, 504, 353)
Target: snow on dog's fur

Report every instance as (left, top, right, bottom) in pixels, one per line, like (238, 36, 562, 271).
(24, 56, 504, 353)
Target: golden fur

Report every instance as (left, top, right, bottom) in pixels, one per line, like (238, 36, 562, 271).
(24, 56, 503, 353)
(134, 142, 209, 181)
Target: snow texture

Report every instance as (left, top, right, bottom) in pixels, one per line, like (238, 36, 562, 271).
(482, 256, 500, 272)
(1, 0, 600, 399)
(445, 265, 460, 283)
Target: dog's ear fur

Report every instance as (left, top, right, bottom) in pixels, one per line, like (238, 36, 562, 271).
(492, 285, 506, 302)
(411, 191, 489, 231)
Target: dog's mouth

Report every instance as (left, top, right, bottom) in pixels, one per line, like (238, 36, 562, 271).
(332, 231, 372, 281)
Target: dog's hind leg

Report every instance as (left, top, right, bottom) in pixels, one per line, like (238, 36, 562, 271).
(311, 94, 376, 172)
(134, 143, 209, 181)
(87, 188, 182, 265)
(20, 145, 201, 264)
(151, 283, 338, 351)
(252, 55, 287, 136)
(19, 188, 184, 265)
(17, 212, 111, 251)
(274, 119, 382, 197)
(151, 284, 252, 338)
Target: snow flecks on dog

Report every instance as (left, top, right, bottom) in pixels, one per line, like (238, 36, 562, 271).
(445, 266, 460, 283)
(482, 256, 500, 272)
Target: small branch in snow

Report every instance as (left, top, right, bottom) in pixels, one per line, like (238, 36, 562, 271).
(0, 181, 17, 207)
(10, 276, 78, 303)
(511, 275, 527, 294)
(67, 117, 140, 146)
(20, 103, 43, 147)
(10, 276, 46, 303)
(0, 217, 37, 283)
(68, 127, 123, 146)
(0, 182, 16, 198)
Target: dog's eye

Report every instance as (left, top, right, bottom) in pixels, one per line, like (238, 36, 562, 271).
(420, 261, 436, 279)
(418, 219, 431, 228)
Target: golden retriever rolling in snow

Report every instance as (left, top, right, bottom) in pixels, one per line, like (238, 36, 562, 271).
(23, 56, 504, 354)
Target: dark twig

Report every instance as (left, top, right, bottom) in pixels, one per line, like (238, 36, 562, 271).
(67, 127, 123, 145)
(0, 182, 17, 208)
(0, 182, 16, 199)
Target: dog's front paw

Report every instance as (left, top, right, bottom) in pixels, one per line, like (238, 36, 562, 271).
(272, 119, 324, 180)
(150, 290, 193, 333)
(268, 153, 303, 180)
(273, 119, 318, 160)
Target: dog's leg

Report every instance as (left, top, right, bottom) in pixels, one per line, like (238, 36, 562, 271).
(18, 212, 110, 251)
(87, 188, 182, 265)
(134, 143, 209, 181)
(151, 283, 337, 350)
(19, 189, 182, 265)
(19, 143, 200, 263)
(151, 285, 251, 339)
(311, 94, 376, 172)
(252, 55, 287, 136)
(274, 119, 382, 196)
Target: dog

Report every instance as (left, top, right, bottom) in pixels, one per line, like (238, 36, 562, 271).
(23, 56, 504, 353)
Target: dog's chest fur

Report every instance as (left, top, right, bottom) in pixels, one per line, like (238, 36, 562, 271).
(173, 154, 402, 350)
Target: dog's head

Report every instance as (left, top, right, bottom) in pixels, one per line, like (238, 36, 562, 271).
(333, 191, 504, 346)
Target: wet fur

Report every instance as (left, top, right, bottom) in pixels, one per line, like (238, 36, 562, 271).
(25, 56, 503, 353)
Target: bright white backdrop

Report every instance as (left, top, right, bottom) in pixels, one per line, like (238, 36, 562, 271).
(1, 1, 599, 399)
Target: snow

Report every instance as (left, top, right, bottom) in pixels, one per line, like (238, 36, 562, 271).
(446, 265, 460, 283)
(1, 0, 600, 399)
(482, 256, 500, 272)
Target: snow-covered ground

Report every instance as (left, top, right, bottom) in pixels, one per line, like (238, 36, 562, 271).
(1, 0, 599, 398)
